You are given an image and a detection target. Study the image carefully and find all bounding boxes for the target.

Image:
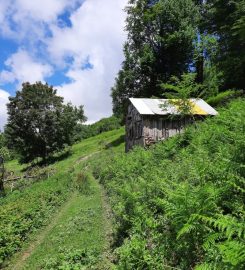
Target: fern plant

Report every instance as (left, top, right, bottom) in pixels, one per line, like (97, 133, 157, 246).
(178, 214, 245, 269)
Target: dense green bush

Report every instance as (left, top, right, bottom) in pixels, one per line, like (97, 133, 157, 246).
(0, 134, 13, 161)
(0, 147, 10, 161)
(41, 248, 99, 269)
(92, 99, 245, 269)
(5, 82, 86, 163)
(74, 116, 122, 141)
(0, 133, 5, 148)
(206, 89, 243, 107)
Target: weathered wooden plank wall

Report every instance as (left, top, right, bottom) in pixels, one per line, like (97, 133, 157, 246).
(126, 105, 200, 151)
(142, 116, 194, 147)
(126, 105, 144, 152)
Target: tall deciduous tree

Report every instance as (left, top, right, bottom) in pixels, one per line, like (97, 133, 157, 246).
(5, 82, 86, 163)
(112, 0, 199, 117)
(205, 0, 245, 89)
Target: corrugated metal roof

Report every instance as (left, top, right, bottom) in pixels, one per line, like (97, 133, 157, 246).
(129, 98, 218, 116)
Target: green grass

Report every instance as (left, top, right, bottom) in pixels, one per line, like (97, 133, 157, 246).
(2, 98, 244, 269)
(91, 99, 245, 269)
(206, 89, 243, 107)
(5, 159, 26, 175)
(22, 180, 107, 269)
(0, 127, 125, 268)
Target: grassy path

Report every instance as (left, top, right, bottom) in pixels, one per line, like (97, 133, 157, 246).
(10, 177, 112, 269)
(10, 151, 100, 269)
(11, 193, 78, 270)
(1, 128, 124, 269)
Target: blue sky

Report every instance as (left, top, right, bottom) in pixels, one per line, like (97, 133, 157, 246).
(0, 0, 127, 130)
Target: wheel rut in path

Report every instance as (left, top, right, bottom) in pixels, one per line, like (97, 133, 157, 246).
(12, 193, 78, 270)
(10, 151, 107, 270)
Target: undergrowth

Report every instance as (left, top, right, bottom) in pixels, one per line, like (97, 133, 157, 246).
(40, 248, 100, 269)
(0, 128, 124, 268)
(91, 99, 245, 269)
(0, 173, 70, 267)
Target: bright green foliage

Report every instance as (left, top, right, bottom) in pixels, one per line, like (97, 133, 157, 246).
(5, 82, 86, 163)
(112, 0, 244, 118)
(74, 115, 122, 141)
(162, 73, 201, 98)
(202, 64, 223, 98)
(0, 133, 16, 162)
(205, 0, 245, 89)
(40, 248, 99, 270)
(0, 147, 10, 161)
(161, 73, 202, 115)
(0, 134, 10, 161)
(0, 172, 70, 267)
(0, 133, 6, 148)
(206, 89, 243, 107)
(23, 183, 107, 269)
(0, 128, 125, 268)
(111, 0, 199, 116)
(92, 99, 245, 269)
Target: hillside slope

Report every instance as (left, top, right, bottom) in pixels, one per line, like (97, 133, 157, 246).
(92, 99, 245, 270)
(0, 128, 125, 269)
(1, 99, 244, 269)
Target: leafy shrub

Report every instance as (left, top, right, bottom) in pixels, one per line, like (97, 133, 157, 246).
(74, 116, 122, 141)
(0, 171, 71, 267)
(0, 147, 11, 161)
(74, 171, 93, 195)
(206, 89, 243, 107)
(92, 99, 245, 269)
(41, 248, 99, 269)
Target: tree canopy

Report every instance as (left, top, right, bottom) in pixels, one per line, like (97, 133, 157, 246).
(5, 82, 86, 163)
(112, 0, 199, 117)
(205, 0, 245, 89)
(112, 0, 244, 118)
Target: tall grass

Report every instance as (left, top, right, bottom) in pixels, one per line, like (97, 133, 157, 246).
(92, 99, 245, 269)
(0, 128, 125, 267)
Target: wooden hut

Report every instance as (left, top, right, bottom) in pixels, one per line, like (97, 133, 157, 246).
(125, 98, 218, 152)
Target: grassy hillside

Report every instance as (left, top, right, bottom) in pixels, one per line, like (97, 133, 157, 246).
(91, 99, 245, 269)
(1, 99, 244, 269)
(0, 127, 125, 269)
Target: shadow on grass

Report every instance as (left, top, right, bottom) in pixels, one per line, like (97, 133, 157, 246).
(105, 135, 125, 149)
(21, 149, 72, 172)
(44, 150, 72, 165)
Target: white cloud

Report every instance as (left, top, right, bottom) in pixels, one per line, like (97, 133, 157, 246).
(0, 0, 127, 123)
(14, 0, 77, 22)
(0, 0, 82, 41)
(0, 89, 10, 131)
(0, 70, 15, 84)
(0, 1, 12, 37)
(50, 0, 127, 122)
(0, 50, 53, 84)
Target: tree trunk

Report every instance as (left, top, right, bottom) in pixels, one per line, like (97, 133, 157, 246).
(0, 164, 5, 195)
(196, 55, 204, 84)
(0, 179, 5, 194)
